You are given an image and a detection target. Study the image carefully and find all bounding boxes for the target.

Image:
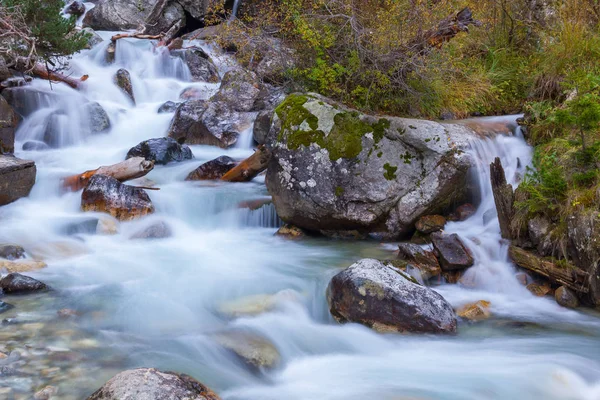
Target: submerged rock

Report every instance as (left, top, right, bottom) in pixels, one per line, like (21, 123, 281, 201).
(114, 68, 135, 104)
(185, 156, 236, 181)
(327, 258, 457, 333)
(130, 221, 172, 239)
(266, 94, 474, 238)
(217, 289, 302, 318)
(214, 331, 280, 369)
(0, 244, 25, 260)
(66, 1, 85, 16)
(275, 224, 306, 239)
(86, 102, 111, 134)
(555, 286, 579, 308)
(126, 137, 193, 165)
(87, 368, 221, 400)
(415, 215, 446, 234)
(81, 175, 154, 221)
(22, 141, 49, 151)
(173, 48, 219, 83)
(0, 273, 47, 294)
(0, 259, 47, 273)
(253, 109, 273, 145)
(0, 155, 36, 206)
(396, 243, 441, 280)
(158, 101, 180, 114)
(0, 301, 14, 314)
(431, 232, 474, 271)
(452, 203, 476, 221)
(457, 300, 491, 321)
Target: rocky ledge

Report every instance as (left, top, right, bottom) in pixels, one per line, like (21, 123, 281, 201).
(0, 155, 36, 206)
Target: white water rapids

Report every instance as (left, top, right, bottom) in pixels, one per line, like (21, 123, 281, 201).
(1, 33, 600, 400)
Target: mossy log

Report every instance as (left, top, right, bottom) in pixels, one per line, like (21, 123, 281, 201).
(62, 157, 154, 192)
(221, 145, 270, 182)
(508, 245, 589, 294)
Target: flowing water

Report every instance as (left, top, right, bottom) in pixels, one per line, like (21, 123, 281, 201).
(1, 34, 600, 400)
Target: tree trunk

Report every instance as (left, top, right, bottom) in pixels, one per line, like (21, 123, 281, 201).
(62, 157, 155, 191)
(490, 157, 514, 240)
(221, 145, 271, 182)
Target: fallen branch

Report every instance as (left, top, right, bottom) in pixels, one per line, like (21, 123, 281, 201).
(111, 33, 163, 42)
(14, 57, 86, 89)
(221, 145, 271, 182)
(62, 157, 155, 191)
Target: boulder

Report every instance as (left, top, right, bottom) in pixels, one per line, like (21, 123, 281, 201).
(126, 137, 193, 165)
(22, 141, 49, 151)
(81, 175, 154, 221)
(555, 286, 579, 308)
(82, 27, 104, 49)
(130, 221, 172, 239)
(527, 282, 552, 297)
(0, 273, 48, 294)
(158, 101, 179, 113)
(212, 69, 261, 112)
(450, 203, 476, 221)
(114, 69, 135, 104)
(179, 87, 207, 101)
(87, 368, 221, 400)
(528, 216, 552, 256)
(172, 48, 219, 83)
(457, 300, 491, 321)
(186, 156, 236, 181)
(415, 215, 446, 234)
(0, 244, 25, 260)
(214, 331, 280, 369)
(431, 232, 474, 271)
(396, 243, 441, 280)
(176, 0, 207, 21)
(327, 258, 457, 333)
(254, 45, 295, 84)
(0, 96, 17, 154)
(567, 211, 600, 305)
(0, 155, 36, 206)
(144, 1, 185, 36)
(86, 102, 111, 134)
(83, 0, 183, 32)
(253, 109, 273, 145)
(66, 1, 86, 16)
(266, 94, 474, 238)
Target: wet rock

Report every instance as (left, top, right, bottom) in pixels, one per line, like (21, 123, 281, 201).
(0, 301, 14, 314)
(555, 286, 579, 308)
(86, 102, 111, 134)
(66, 1, 85, 16)
(81, 174, 154, 221)
(253, 109, 273, 145)
(158, 101, 179, 113)
(212, 69, 261, 112)
(126, 137, 193, 165)
(396, 243, 441, 280)
(457, 300, 491, 321)
(275, 224, 306, 239)
(527, 282, 552, 297)
(0, 155, 36, 206)
(266, 94, 474, 238)
(410, 231, 431, 245)
(113, 68, 135, 104)
(185, 156, 236, 181)
(0, 273, 48, 294)
(449, 203, 476, 221)
(0, 96, 17, 154)
(83, 27, 104, 48)
(106, 41, 116, 64)
(415, 215, 446, 234)
(87, 368, 221, 400)
(0, 244, 25, 260)
(84, 0, 183, 32)
(217, 289, 301, 318)
(327, 258, 457, 333)
(179, 87, 207, 101)
(97, 215, 119, 235)
(173, 48, 219, 83)
(57, 308, 80, 318)
(431, 232, 474, 271)
(22, 141, 49, 151)
(238, 198, 272, 210)
(130, 221, 172, 239)
(33, 385, 58, 400)
(483, 208, 497, 225)
(214, 331, 280, 368)
(528, 215, 552, 256)
(0, 259, 47, 273)
(515, 272, 529, 286)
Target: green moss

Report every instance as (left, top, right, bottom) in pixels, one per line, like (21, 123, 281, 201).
(383, 163, 397, 180)
(377, 151, 383, 158)
(372, 118, 390, 143)
(275, 94, 319, 133)
(401, 151, 415, 164)
(335, 186, 345, 196)
(397, 127, 405, 135)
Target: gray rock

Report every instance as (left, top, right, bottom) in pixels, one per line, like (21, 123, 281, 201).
(186, 156, 236, 181)
(0, 273, 48, 294)
(130, 221, 172, 239)
(0, 301, 13, 314)
(253, 109, 273, 145)
(327, 259, 457, 333)
(0, 96, 17, 154)
(82, 27, 104, 49)
(172, 48, 219, 83)
(86, 102, 111, 134)
(212, 69, 261, 112)
(431, 232, 474, 271)
(255, 45, 295, 84)
(0, 56, 10, 82)
(83, 0, 182, 32)
(0, 244, 25, 260)
(567, 211, 600, 305)
(114, 68, 135, 104)
(266, 94, 474, 238)
(528, 215, 552, 256)
(0, 155, 36, 206)
(158, 101, 180, 113)
(144, 1, 185, 36)
(22, 141, 49, 151)
(176, 0, 207, 20)
(87, 368, 221, 400)
(214, 331, 280, 368)
(126, 137, 193, 165)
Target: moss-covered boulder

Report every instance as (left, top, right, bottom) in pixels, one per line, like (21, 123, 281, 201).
(265, 93, 475, 238)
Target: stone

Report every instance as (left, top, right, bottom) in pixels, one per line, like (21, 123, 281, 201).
(214, 331, 280, 368)
(212, 69, 261, 112)
(415, 215, 446, 234)
(0, 260, 47, 273)
(82, 27, 104, 48)
(0, 56, 10, 82)
(86, 102, 111, 134)
(57, 308, 80, 318)
(528, 215, 553, 256)
(83, 0, 184, 32)
(179, 87, 207, 101)
(452, 203, 476, 221)
(266, 94, 474, 239)
(0, 96, 17, 154)
(275, 224, 306, 239)
(185, 156, 236, 181)
(33, 385, 57, 400)
(396, 243, 441, 280)
(97, 216, 119, 235)
(66, 1, 86, 16)
(126, 137, 193, 165)
(144, 1, 186, 36)
(22, 141, 49, 151)
(114, 68, 135, 104)
(431, 232, 474, 271)
(176, 0, 207, 20)
(81, 175, 154, 221)
(457, 300, 491, 321)
(172, 48, 219, 83)
(555, 286, 579, 308)
(0, 244, 25, 260)
(567, 211, 600, 305)
(130, 221, 172, 239)
(217, 289, 302, 318)
(527, 282, 552, 297)
(158, 101, 179, 113)
(410, 231, 431, 245)
(0, 301, 14, 314)
(253, 109, 273, 145)
(0, 155, 36, 206)
(327, 258, 457, 333)
(254, 45, 296, 84)
(87, 368, 221, 400)
(0, 273, 48, 294)
(515, 272, 529, 286)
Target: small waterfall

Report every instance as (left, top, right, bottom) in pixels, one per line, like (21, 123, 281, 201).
(231, 0, 243, 20)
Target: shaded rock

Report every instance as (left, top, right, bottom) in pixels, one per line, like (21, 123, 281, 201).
(158, 101, 179, 113)
(22, 141, 49, 151)
(410, 231, 431, 245)
(173, 48, 219, 83)
(515, 272, 529, 286)
(0, 56, 10, 82)
(0, 155, 36, 206)
(528, 216, 552, 256)
(185, 156, 236, 181)
(327, 258, 457, 333)
(442, 270, 463, 284)
(0, 273, 47, 294)
(0, 301, 14, 314)
(449, 203, 476, 221)
(253, 109, 273, 145)
(86, 102, 111, 134)
(431, 232, 474, 271)
(66, 1, 85, 16)
(106, 41, 116, 64)
(275, 224, 306, 239)
(457, 300, 491, 321)
(126, 137, 193, 165)
(266, 94, 474, 239)
(415, 215, 446, 234)
(87, 368, 221, 400)
(114, 69, 135, 104)
(81, 175, 154, 221)
(82, 27, 104, 48)
(396, 243, 441, 280)
(212, 69, 261, 112)
(527, 282, 552, 297)
(214, 331, 280, 368)
(0, 260, 47, 273)
(0, 96, 17, 154)
(130, 221, 172, 239)
(144, 1, 185, 36)
(0, 244, 25, 260)
(555, 286, 579, 308)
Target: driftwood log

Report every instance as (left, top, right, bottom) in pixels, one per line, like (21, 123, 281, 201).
(13, 58, 87, 89)
(490, 157, 514, 240)
(221, 145, 271, 182)
(111, 33, 163, 42)
(62, 157, 155, 191)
